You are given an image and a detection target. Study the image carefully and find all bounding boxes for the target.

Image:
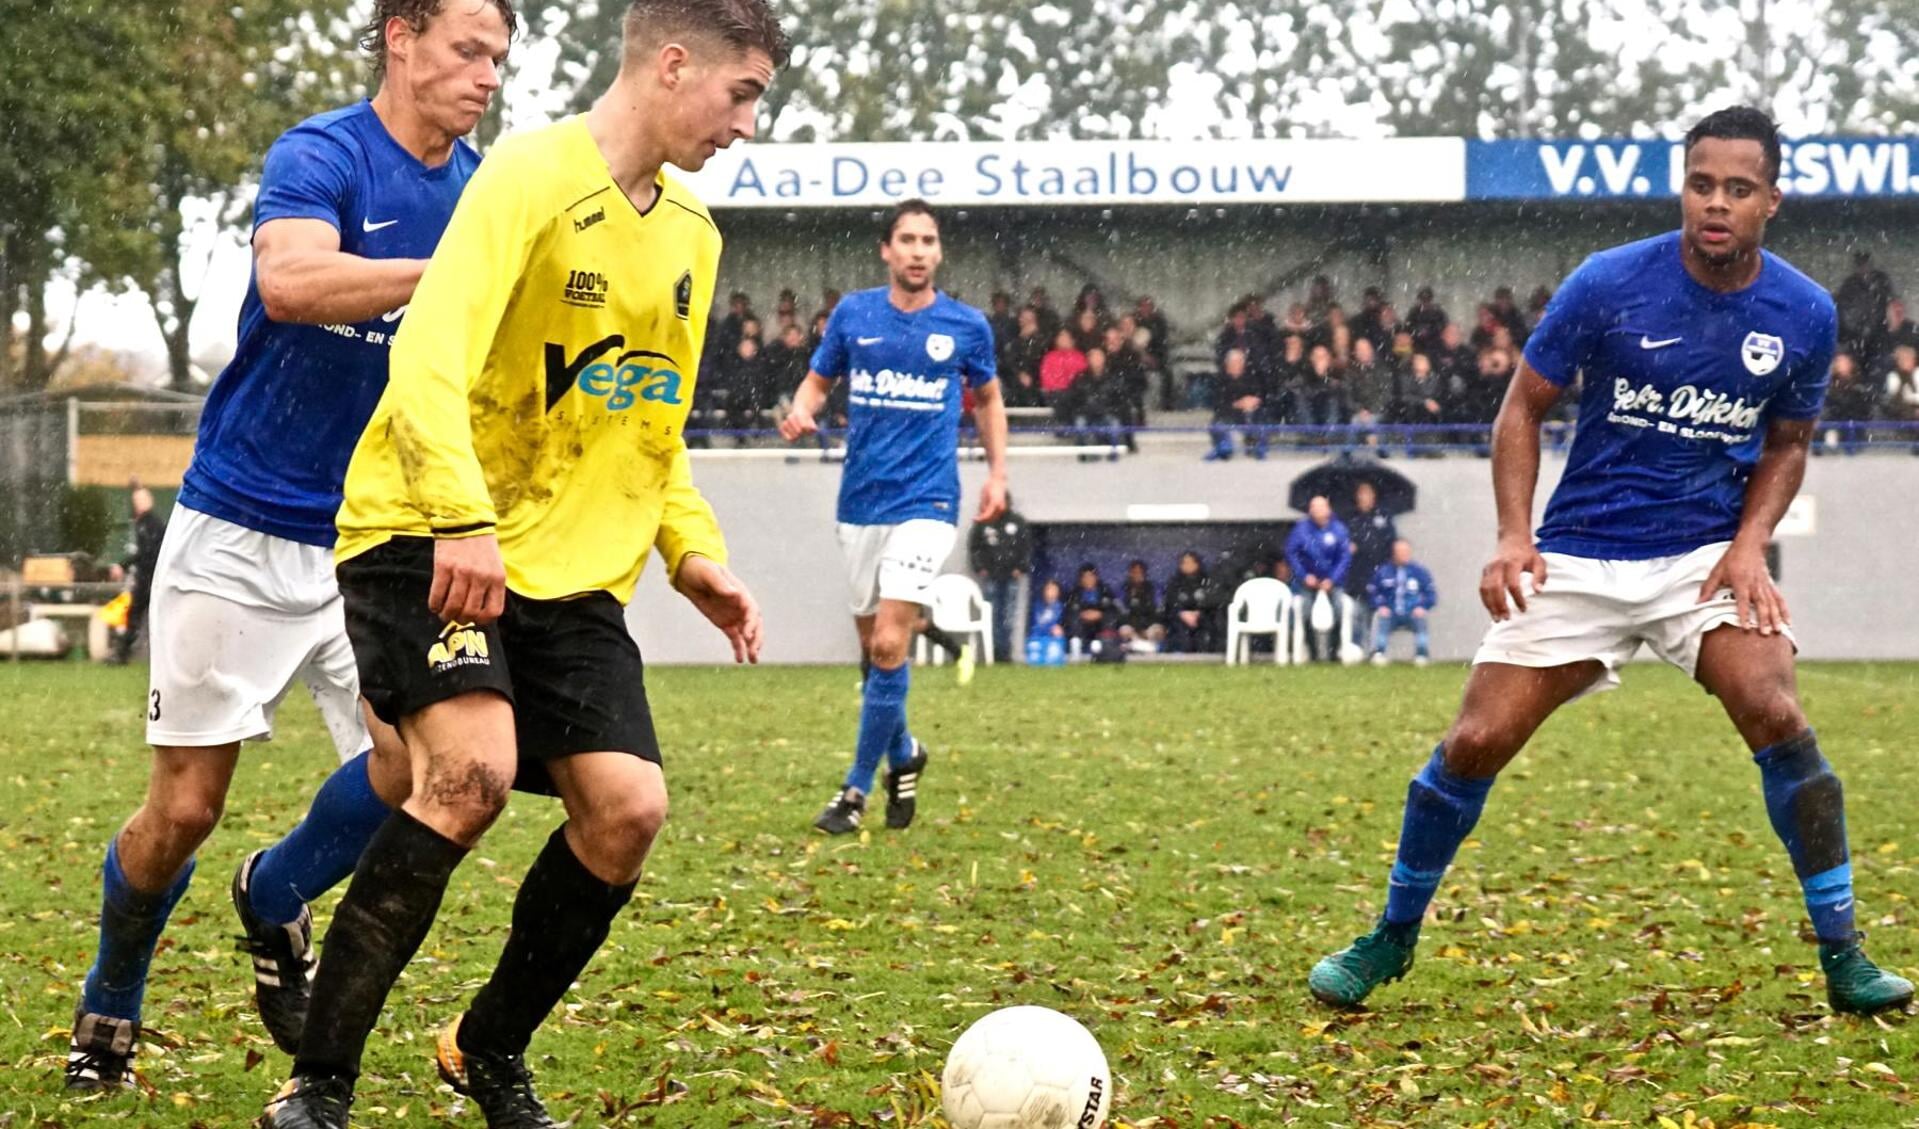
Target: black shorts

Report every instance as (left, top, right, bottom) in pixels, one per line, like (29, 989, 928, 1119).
(338, 537, 661, 794)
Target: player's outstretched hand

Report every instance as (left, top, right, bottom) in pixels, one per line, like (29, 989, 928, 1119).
(1479, 534, 1546, 621)
(675, 554, 763, 664)
(778, 404, 817, 442)
(430, 534, 507, 624)
(975, 476, 1007, 523)
(1699, 541, 1787, 636)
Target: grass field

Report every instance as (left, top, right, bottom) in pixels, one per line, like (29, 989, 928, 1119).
(0, 659, 1915, 1128)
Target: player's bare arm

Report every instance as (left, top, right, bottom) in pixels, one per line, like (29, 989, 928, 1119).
(1697, 416, 1813, 636)
(1479, 360, 1563, 621)
(254, 218, 427, 325)
(673, 553, 763, 664)
(972, 377, 1009, 522)
(778, 371, 833, 439)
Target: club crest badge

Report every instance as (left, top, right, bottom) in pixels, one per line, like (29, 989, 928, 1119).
(1740, 331, 1783, 377)
(926, 333, 955, 362)
(674, 271, 692, 320)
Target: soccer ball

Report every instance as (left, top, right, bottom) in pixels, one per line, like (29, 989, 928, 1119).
(941, 1005, 1112, 1129)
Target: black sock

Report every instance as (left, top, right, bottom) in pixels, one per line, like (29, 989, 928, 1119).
(294, 810, 468, 1079)
(860, 654, 872, 685)
(459, 824, 636, 1058)
(921, 624, 965, 658)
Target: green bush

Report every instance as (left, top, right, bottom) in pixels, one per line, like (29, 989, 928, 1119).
(58, 485, 115, 561)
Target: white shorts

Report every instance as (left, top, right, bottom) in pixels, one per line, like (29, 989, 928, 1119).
(836, 519, 958, 617)
(1473, 541, 1796, 699)
(145, 506, 368, 758)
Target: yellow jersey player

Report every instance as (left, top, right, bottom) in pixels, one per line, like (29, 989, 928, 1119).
(261, 3, 787, 1127)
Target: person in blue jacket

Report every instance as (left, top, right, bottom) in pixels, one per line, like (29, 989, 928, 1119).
(1368, 539, 1437, 665)
(1285, 495, 1352, 661)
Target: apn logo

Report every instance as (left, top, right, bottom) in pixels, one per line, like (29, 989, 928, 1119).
(573, 207, 605, 234)
(545, 335, 685, 411)
(427, 622, 489, 670)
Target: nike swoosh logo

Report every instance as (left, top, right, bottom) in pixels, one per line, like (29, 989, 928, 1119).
(857, 336, 884, 345)
(362, 218, 399, 233)
(1639, 335, 1682, 349)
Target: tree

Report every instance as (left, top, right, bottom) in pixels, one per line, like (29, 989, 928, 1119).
(0, 1, 151, 391)
(533, 0, 1222, 141)
(1766, 0, 1919, 133)
(1355, 0, 1726, 139)
(116, 1, 360, 390)
(0, 1, 358, 393)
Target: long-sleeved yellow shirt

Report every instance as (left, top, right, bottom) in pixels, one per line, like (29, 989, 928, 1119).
(335, 116, 726, 601)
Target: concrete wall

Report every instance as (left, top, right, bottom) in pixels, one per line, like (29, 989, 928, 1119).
(626, 447, 1919, 665)
(713, 200, 1919, 349)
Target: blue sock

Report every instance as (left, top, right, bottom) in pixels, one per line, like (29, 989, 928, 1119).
(1382, 745, 1496, 931)
(247, 750, 392, 925)
(1753, 729, 1855, 943)
(847, 664, 909, 795)
(81, 840, 194, 1021)
(886, 723, 917, 772)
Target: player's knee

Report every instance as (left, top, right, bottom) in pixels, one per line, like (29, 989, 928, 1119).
(868, 633, 910, 670)
(617, 790, 671, 848)
(417, 759, 513, 841)
(1729, 682, 1806, 748)
(150, 789, 225, 847)
(575, 793, 667, 880)
(1441, 721, 1519, 774)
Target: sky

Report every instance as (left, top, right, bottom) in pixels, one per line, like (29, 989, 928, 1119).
(32, 0, 1835, 381)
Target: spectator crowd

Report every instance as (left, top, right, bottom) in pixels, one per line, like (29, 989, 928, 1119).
(699, 250, 1919, 455)
(978, 484, 1438, 665)
(1821, 252, 1919, 453)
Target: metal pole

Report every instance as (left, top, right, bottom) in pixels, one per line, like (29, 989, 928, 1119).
(66, 396, 79, 487)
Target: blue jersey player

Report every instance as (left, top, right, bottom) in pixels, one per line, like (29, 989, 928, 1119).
(1310, 107, 1911, 1015)
(66, 0, 517, 1092)
(779, 199, 1010, 835)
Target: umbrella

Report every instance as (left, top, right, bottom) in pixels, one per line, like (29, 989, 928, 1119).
(1288, 454, 1417, 517)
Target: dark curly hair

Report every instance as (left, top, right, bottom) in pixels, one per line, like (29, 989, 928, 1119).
(1685, 105, 1782, 184)
(359, 0, 521, 77)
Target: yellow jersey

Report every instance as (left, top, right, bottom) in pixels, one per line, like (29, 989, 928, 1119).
(336, 116, 726, 601)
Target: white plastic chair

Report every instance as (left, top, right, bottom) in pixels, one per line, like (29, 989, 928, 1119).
(916, 574, 995, 666)
(1225, 578, 1292, 666)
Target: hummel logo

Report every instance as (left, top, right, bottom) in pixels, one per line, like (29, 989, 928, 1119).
(362, 218, 398, 233)
(857, 336, 885, 345)
(1639, 335, 1683, 349)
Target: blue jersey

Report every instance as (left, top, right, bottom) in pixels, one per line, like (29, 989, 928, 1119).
(1526, 232, 1836, 560)
(179, 101, 479, 546)
(810, 288, 997, 525)
(1286, 517, 1353, 588)
(1368, 561, 1437, 614)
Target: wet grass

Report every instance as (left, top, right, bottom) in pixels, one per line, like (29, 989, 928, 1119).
(0, 659, 1915, 1127)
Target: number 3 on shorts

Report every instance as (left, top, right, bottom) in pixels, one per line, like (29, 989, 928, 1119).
(149, 689, 162, 722)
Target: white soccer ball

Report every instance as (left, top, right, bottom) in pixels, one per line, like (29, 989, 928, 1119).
(941, 1005, 1112, 1129)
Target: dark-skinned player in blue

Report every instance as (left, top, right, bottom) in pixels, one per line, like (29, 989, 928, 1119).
(1310, 106, 1911, 1016)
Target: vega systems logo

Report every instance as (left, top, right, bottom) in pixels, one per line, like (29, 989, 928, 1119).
(544, 335, 685, 411)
